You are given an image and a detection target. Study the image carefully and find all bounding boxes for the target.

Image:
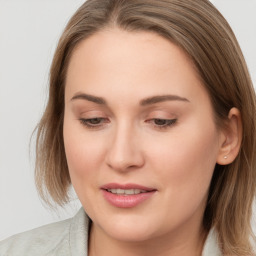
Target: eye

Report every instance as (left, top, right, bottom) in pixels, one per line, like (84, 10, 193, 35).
(147, 118, 177, 130)
(79, 117, 109, 129)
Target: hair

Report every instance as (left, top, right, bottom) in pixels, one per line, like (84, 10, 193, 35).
(35, 0, 256, 254)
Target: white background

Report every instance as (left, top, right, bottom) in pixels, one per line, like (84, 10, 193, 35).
(0, 0, 256, 240)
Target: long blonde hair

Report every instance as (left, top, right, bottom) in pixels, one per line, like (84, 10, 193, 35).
(35, 0, 256, 254)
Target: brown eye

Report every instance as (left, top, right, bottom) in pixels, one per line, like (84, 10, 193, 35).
(154, 119, 167, 126)
(79, 118, 109, 129)
(153, 119, 176, 126)
(146, 118, 177, 130)
(87, 118, 103, 125)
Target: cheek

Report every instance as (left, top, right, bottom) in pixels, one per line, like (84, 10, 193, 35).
(146, 120, 219, 200)
(63, 120, 105, 187)
(151, 125, 219, 229)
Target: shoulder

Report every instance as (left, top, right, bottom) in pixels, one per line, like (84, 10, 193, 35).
(0, 217, 71, 256)
(0, 208, 89, 256)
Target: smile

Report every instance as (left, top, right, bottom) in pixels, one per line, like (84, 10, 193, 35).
(101, 183, 157, 208)
(106, 188, 147, 195)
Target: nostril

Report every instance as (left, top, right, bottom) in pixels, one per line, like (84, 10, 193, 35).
(105, 134, 145, 171)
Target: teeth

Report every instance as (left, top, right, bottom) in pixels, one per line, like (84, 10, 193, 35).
(107, 188, 147, 195)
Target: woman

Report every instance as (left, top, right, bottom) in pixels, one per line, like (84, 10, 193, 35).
(1, 0, 255, 255)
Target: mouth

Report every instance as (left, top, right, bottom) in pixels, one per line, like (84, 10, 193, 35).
(105, 188, 148, 195)
(101, 183, 157, 208)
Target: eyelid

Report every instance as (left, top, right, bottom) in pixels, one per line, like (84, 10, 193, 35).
(145, 118, 177, 129)
(144, 108, 178, 130)
(79, 110, 107, 118)
(79, 117, 110, 129)
(146, 109, 177, 119)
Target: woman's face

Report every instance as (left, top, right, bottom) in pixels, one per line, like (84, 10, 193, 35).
(64, 29, 224, 242)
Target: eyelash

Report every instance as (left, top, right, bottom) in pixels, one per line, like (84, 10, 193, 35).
(79, 118, 109, 129)
(146, 118, 177, 130)
(79, 118, 177, 130)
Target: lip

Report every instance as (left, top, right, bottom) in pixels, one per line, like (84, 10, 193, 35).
(101, 183, 157, 208)
(101, 183, 156, 191)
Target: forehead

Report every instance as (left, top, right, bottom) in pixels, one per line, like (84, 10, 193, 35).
(65, 28, 207, 105)
(68, 28, 194, 75)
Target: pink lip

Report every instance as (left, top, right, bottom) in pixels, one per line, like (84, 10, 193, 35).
(101, 183, 157, 208)
(101, 183, 156, 191)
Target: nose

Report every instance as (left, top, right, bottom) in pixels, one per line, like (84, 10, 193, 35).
(105, 123, 145, 172)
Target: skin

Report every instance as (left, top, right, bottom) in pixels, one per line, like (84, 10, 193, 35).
(63, 28, 241, 256)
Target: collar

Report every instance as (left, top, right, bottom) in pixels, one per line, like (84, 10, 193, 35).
(69, 207, 89, 256)
(202, 228, 222, 256)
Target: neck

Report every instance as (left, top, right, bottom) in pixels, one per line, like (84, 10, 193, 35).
(88, 220, 207, 256)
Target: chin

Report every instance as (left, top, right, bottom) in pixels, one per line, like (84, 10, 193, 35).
(103, 223, 157, 242)
(93, 212, 166, 243)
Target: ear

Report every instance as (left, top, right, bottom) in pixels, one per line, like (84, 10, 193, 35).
(217, 107, 242, 165)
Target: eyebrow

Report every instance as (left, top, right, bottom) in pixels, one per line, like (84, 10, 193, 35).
(71, 93, 106, 105)
(140, 95, 190, 106)
(70, 93, 189, 105)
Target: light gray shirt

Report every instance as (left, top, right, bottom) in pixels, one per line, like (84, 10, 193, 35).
(0, 208, 222, 256)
